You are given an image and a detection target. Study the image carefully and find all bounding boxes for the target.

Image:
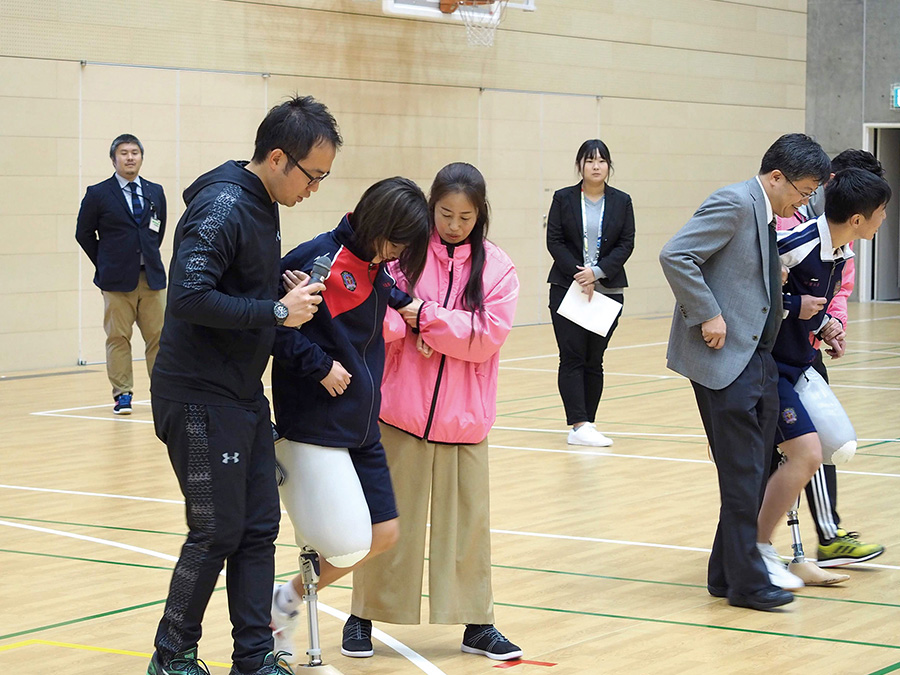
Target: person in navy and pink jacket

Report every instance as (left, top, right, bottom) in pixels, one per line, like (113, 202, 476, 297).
(346, 163, 523, 662)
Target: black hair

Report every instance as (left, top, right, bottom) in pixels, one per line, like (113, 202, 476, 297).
(109, 134, 143, 158)
(759, 133, 831, 183)
(831, 149, 885, 177)
(251, 95, 343, 166)
(575, 139, 614, 179)
(824, 168, 892, 223)
(428, 162, 490, 334)
(349, 177, 430, 287)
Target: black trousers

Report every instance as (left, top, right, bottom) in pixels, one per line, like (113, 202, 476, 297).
(549, 283, 623, 426)
(152, 396, 280, 672)
(692, 350, 779, 596)
(805, 351, 842, 543)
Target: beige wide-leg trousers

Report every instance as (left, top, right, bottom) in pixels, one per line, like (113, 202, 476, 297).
(351, 422, 494, 625)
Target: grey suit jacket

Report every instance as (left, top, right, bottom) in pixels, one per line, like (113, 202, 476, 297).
(659, 177, 782, 390)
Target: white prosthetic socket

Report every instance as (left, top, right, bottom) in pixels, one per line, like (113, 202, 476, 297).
(794, 366, 857, 465)
(275, 439, 373, 567)
(275, 439, 373, 670)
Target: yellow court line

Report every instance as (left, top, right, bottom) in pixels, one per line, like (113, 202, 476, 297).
(0, 639, 230, 667)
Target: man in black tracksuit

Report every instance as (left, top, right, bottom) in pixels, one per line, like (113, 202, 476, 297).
(147, 96, 341, 675)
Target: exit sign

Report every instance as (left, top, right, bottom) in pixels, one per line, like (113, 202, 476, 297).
(893, 84, 900, 109)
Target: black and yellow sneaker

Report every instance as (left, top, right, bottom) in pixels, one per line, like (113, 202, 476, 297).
(817, 530, 885, 568)
(147, 648, 210, 675)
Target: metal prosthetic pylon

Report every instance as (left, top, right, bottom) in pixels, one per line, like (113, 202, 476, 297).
(296, 546, 346, 674)
(785, 494, 849, 586)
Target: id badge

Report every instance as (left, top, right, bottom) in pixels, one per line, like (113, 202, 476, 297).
(149, 216, 161, 233)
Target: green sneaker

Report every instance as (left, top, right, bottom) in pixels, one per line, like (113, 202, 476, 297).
(229, 652, 295, 675)
(148, 647, 210, 675)
(817, 530, 885, 568)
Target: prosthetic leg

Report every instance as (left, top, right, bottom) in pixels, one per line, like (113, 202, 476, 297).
(786, 494, 849, 586)
(296, 546, 345, 674)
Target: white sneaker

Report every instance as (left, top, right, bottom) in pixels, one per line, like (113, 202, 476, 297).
(270, 583, 300, 663)
(567, 422, 613, 447)
(757, 543, 805, 590)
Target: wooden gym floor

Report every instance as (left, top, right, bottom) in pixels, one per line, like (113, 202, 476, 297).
(1, 303, 899, 674)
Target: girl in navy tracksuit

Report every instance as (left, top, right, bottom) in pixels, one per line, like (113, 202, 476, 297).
(268, 177, 431, 662)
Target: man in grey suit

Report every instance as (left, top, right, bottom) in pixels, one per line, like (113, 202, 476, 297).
(659, 134, 830, 610)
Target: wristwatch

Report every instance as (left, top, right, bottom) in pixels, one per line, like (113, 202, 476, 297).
(274, 301, 289, 326)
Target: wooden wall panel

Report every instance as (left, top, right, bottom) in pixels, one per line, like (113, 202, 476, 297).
(0, 0, 807, 370)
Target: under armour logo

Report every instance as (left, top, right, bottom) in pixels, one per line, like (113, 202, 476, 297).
(222, 452, 240, 464)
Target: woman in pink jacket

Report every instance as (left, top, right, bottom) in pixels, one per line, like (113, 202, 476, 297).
(344, 163, 522, 661)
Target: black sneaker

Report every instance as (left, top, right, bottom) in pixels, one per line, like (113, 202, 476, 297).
(147, 647, 210, 675)
(461, 624, 522, 661)
(228, 652, 294, 675)
(113, 392, 133, 415)
(341, 614, 374, 658)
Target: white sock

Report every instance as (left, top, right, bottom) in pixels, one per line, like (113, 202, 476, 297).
(276, 581, 303, 614)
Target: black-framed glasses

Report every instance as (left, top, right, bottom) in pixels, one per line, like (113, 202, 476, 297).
(283, 150, 330, 186)
(785, 175, 816, 201)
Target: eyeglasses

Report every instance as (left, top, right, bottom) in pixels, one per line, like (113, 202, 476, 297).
(283, 150, 330, 186)
(785, 175, 817, 201)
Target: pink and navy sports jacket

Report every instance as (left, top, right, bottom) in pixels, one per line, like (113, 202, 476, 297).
(380, 230, 519, 445)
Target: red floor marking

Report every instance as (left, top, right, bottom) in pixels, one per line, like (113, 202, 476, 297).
(493, 659, 557, 668)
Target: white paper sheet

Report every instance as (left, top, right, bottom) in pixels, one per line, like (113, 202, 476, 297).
(557, 281, 623, 337)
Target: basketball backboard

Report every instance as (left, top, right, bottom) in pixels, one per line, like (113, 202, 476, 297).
(381, 0, 535, 24)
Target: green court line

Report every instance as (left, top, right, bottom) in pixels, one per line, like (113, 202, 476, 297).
(0, 597, 171, 641)
(869, 660, 900, 675)
(489, 562, 900, 609)
(0, 548, 173, 571)
(3, 553, 896, 654)
(490, 600, 900, 651)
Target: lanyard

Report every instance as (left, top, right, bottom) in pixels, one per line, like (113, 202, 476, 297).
(580, 189, 605, 265)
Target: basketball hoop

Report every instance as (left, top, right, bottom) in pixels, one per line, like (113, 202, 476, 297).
(453, 0, 509, 47)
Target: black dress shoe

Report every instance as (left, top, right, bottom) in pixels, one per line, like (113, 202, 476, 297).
(728, 587, 793, 611)
(707, 585, 728, 598)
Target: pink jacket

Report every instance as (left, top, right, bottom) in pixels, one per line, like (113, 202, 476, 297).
(776, 214, 854, 342)
(380, 231, 519, 444)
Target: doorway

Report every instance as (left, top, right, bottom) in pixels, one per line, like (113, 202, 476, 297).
(862, 125, 900, 301)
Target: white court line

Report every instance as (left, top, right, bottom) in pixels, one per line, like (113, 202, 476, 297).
(493, 426, 706, 439)
(830, 383, 900, 391)
(848, 314, 900, 324)
(492, 425, 900, 445)
(490, 443, 709, 463)
(489, 443, 900, 478)
(4, 492, 898, 573)
(499, 367, 679, 380)
(832, 366, 900, 371)
(0, 484, 184, 504)
(0, 519, 446, 675)
(31, 412, 154, 424)
(499, 341, 668, 363)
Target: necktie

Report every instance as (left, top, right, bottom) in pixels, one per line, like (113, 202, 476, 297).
(128, 181, 143, 221)
(759, 217, 782, 349)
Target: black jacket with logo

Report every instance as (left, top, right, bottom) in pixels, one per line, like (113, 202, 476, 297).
(152, 160, 281, 407)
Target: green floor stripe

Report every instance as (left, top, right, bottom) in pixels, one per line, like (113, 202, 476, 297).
(0, 548, 173, 571)
(491, 600, 900, 651)
(489, 562, 900, 609)
(0, 596, 172, 641)
(868, 660, 900, 675)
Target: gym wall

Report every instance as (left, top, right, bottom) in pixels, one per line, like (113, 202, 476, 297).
(0, 0, 806, 372)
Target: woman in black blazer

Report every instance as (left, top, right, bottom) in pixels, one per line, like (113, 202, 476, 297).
(546, 139, 635, 447)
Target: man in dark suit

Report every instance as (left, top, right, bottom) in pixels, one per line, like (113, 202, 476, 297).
(659, 134, 830, 610)
(76, 134, 167, 414)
